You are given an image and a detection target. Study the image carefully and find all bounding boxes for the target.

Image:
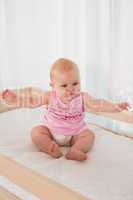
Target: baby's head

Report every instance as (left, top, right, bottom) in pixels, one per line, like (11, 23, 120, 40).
(50, 58, 81, 102)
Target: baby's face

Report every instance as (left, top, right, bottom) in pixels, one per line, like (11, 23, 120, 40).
(51, 68, 81, 103)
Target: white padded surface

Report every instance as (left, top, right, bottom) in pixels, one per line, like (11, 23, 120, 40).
(0, 108, 133, 200)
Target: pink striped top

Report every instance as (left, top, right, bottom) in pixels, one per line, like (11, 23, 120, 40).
(43, 90, 87, 136)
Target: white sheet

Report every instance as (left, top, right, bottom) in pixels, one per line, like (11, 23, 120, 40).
(0, 108, 133, 200)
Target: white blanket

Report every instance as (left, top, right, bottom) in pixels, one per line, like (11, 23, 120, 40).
(0, 108, 133, 200)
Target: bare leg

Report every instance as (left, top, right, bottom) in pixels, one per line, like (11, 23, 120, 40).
(31, 125, 63, 158)
(65, 128, 95, 161)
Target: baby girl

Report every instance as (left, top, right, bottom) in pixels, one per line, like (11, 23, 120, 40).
(2, 58, 129, 161)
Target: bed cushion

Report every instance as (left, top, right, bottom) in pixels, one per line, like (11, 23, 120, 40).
(0, 108, 133, 200)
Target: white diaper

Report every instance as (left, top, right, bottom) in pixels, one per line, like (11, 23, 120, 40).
(52, 134, 72, 146)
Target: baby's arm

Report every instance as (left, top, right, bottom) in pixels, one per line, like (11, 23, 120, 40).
(82, 92, 129, 113)
(2, 87, 50, 108)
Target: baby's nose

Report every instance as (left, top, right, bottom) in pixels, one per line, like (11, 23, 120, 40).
(68, 87, 74, 92)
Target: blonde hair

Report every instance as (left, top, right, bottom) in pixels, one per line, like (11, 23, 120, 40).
(50, 58, 78, 81)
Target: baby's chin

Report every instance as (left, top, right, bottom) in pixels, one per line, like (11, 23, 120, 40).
(65, 93, 80, 102)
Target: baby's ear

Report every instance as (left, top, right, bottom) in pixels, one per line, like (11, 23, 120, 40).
(49, 82, 53, 87)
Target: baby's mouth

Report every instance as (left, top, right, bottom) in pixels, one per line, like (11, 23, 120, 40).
(67, 94, 75, 100)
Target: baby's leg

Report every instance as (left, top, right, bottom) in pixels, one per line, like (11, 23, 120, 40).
(66, 129, 95, 161)
(31, 125, 63, 158)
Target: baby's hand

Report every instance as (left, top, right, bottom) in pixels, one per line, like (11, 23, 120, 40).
(115, 102, 130, 112)
(2, 89, 17, 105)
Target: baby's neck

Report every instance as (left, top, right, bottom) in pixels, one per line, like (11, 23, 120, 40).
(59, 94, 80, 105)
(59, 97, 71, 105)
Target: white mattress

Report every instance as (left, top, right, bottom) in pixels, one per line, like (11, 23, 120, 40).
(0, 108, 133, 200)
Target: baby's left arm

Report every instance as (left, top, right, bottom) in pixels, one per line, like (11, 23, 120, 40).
(82, 92, 130, 113)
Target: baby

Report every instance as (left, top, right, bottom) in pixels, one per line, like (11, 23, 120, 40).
(2, 58, 130, 161)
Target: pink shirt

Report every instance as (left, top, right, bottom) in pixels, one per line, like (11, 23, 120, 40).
(43, 90, 88, 136)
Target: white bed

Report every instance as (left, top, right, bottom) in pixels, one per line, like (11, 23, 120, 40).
(0, 108, 133, 200)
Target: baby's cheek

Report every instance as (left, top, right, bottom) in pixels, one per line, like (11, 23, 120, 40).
(76, 86, 80, 92)
(57, 88, 65, 97)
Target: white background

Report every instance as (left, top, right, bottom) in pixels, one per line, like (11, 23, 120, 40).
(0, 0, 133, 131)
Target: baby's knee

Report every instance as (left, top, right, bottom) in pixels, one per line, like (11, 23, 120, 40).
(31, 125, 51, 143)
(87, 130, 95, 142)
(31, 125, 44, 142)
(31, 129, 38, 144)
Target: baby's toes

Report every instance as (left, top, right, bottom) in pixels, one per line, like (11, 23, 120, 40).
(49, 142, 63, 158)
(65, 149, 87, 161)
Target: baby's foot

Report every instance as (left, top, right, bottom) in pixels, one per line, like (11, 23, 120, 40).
(65, 148, 87, 161)
(49, 141, 63, 158)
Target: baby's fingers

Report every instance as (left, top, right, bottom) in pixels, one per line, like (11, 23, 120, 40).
(2, 89, 12, 98)
(119, 102, 130, 110)
(2, 89, 16, 102)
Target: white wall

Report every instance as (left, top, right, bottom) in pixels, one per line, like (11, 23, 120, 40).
(0, 0, 133, 131)
(0, 0, 112, 98)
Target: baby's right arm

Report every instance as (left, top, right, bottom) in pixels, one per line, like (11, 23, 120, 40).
(2, 87, 50, 108)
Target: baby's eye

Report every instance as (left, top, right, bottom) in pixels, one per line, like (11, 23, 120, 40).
(61, 84, 67, 88)
(73, 82, 78, 86)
